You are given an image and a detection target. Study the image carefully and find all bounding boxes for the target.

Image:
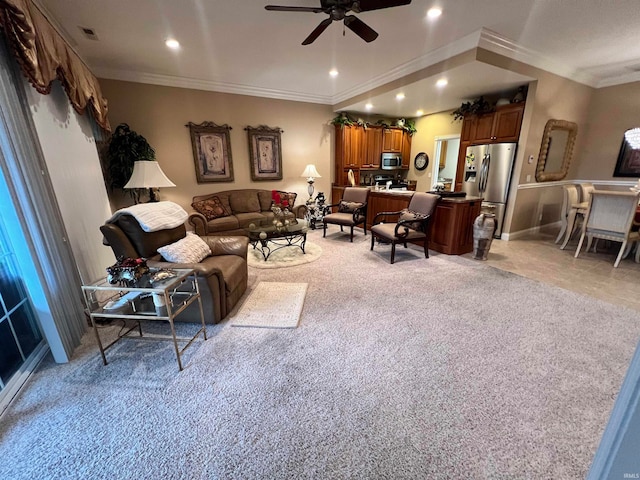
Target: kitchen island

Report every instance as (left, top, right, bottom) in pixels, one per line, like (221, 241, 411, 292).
(331, 186, 483, 255)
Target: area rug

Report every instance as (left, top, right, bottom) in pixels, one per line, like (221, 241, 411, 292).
(230, 281, 308, 328)
(247, 242, 321, 269)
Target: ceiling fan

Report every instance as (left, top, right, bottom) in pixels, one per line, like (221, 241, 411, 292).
(265, 0, 412, 45)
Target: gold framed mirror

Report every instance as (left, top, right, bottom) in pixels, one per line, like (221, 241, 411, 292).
(535, 119, 578, 182)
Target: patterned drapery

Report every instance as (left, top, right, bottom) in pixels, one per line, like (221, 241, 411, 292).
(0, 0, 110, 131)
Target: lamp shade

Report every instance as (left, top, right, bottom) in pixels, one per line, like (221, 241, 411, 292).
(300, 164, 321, 178)
(124, 161, 176, 189)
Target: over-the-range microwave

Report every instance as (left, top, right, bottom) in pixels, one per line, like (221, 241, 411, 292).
(381, 153, 402, 170)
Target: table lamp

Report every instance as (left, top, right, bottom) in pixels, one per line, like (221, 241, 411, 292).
(124, 161, 176, 202)
(301, 164, 321, 204)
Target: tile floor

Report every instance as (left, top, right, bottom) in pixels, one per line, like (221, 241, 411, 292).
(464, 229, 640, 313)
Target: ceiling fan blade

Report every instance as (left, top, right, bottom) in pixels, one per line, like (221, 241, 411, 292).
(302, 18, 333, 45)
(355, 0, 412, 12)
(265, 5, 324, 13)
(344, 15, 378, 42)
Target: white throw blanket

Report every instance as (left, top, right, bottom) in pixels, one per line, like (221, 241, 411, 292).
(106, 201, 188, 232)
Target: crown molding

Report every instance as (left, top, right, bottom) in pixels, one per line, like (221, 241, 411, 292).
(92, 68, 334, 105)
(331, 30, 483, 104)
(477, 28, 600, 87)
(596, 71, 640, 88)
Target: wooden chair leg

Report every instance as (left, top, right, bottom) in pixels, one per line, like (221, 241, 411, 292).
(323, 223, 327, 238)
(560, 209, 578, 249)
(370, 233, 375, 250)
(614, 241, 627, 268)
(390, 242, 396, 264)
(350, 226, 354, 242)
(574, 232, 586, 258)
(340, 225, 344, 232)
(424, 239, 429, 258)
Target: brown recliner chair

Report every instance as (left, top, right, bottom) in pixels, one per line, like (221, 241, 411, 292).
(100, 215, 248, 324)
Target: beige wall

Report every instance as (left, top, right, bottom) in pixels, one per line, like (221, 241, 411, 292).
(575, 81, 640, 180)
(99, 80, 334, 211)
(407, 111, 462, 192)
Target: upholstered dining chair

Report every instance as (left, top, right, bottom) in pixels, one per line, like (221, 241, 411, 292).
(560, 183, 595, 250)
(574, 190, 640, 267)
(370, 192, 440, 264)
(323, 187, 369, 242)
(556, 184, 580, 245)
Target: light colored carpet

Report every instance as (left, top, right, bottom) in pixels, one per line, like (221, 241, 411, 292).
(230, 281, 308, 328)
(247, 241, 321, 269)
(1, 231, 640, 479)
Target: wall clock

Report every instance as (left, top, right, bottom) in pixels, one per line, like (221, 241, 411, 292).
(414, 152, 429, 171)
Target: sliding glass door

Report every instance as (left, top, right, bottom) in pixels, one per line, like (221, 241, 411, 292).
(0, 199, 45, 409)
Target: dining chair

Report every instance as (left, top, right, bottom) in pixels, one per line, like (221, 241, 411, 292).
(574, 190, 640, 267)
(556, 184, 579, 244)
(560, 183, 594, 250)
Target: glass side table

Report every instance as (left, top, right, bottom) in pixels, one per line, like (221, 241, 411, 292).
(82, 268, 207, 371)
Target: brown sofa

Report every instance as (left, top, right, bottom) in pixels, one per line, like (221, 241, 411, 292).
(101, 215, 248, 324)
(188, 189, 307, 236)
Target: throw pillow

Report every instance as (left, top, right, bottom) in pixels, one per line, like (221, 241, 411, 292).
(338, 201, 364, 213)
(192, 197, 230, 221)
(398, 208, 428, 231)
(275, 191, 297, 209)
(157, 232, 211, 263)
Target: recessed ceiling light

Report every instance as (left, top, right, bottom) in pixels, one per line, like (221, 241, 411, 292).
(436, 78, 448, 87)
(395, 93, 405, 101)
(365, 103, 373, 110)
(165, 38, 180, 50)
(427, 7, 442, 19)
(416, 110, 424, 116)
(329, 69, 339, 77)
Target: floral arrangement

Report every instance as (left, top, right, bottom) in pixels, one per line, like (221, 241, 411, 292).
(106, 257, 149, 285)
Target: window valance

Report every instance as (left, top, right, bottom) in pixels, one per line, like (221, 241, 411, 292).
(0, 0, 110, 131)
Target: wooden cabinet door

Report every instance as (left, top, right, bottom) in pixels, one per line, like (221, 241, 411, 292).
(460, 116, 475, 142)
(492, 104, 524, 142)
(335, 125, 364, 185)
(363, 127, 382, 168)
(382, 128, 403, 152)
(472, 114, 495, 143)
(401, 131, 412, 168)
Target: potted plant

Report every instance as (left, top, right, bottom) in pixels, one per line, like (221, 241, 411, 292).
(451, 96, 495, 122)
(106, 123, 156, 195)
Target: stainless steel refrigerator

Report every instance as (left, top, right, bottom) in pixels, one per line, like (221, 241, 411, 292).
(461, 142, 517, 238)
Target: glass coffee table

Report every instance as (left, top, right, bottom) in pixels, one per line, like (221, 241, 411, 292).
(247, 220, 309, 261)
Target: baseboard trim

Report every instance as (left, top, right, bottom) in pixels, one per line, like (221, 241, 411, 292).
(502, 220, 561, 241)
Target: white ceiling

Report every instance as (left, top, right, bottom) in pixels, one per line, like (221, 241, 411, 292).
(36, 0, 640, 117)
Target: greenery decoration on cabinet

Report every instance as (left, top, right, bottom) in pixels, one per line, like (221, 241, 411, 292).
(451, 96, 494, 122)
(331, 112, 417, 135)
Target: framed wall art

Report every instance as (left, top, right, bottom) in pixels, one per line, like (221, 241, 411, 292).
(186, 121, 234, 183)
(245, 125, 283, 181)
(613, 127, 640, 177)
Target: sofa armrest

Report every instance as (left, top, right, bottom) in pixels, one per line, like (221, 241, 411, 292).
(293, 204, 308, 219)
(203, 236, 249, 260)
(188, 212, 208, 236)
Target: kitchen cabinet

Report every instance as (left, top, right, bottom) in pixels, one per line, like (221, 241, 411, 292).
(401, 131, 412, 168)
(335, 124, 364, 170)
(382, 128, 403, 152)
(463, 103, 525, 145)
(362, 127, 382, 169)
(454, 102, 525, 191)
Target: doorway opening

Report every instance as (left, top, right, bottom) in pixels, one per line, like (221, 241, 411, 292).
(433, 135, 460, 192)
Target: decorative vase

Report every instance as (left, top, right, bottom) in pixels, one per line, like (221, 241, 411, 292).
(472, 213, 496, 260)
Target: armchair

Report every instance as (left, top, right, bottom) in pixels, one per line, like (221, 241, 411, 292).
(370, 192, 440, 264)
(100, 215, 248, 323)
(322, 187, 369, 242)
